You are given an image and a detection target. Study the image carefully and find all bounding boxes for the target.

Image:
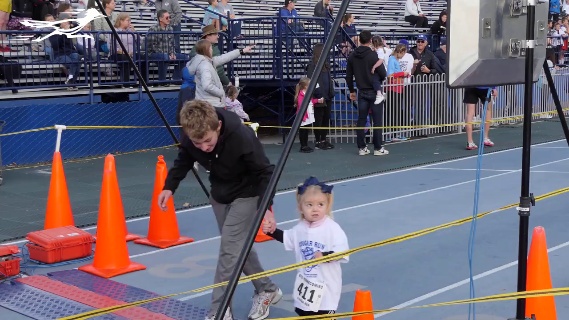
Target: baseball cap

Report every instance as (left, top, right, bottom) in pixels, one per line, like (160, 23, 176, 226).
(399, 39, 409, 49)
(416, 34, 428, 42)
(440, 36, 447, 45)
(284, 0, 296, 6)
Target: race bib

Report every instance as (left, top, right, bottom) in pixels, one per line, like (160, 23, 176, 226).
(293, 273, 325, 312)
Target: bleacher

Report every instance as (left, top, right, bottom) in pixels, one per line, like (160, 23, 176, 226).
(0, 0, 447, 96)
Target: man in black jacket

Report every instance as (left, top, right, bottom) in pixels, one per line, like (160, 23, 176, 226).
(158, 100, 282, 320)
(345, 30, 388, 156)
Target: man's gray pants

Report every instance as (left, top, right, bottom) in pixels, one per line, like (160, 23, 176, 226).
(209, 196, 278, 315)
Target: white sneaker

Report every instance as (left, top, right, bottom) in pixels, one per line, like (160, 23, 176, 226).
(359, 147, 371, 156)
(205, 307, 233, 320)
(248, 288, 283, 320)
(374, 147, 389, 156)
(374, 92, 385, 104)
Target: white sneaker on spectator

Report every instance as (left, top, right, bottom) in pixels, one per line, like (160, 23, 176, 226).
(359, 147, 370, 156)
(374, 92, 385, 104)
(483, 138, 494, 147)
(374, 147, 389, 156)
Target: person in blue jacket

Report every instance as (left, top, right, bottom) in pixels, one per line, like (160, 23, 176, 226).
(176, 67, 196, 125)
(463, 87, 498, 150)
(550, 0, 561, 22)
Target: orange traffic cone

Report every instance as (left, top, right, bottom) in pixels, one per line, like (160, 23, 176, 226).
(353, 289, 374, 320)
(44, 152, 75, 230)
(255, 206, 274, 243)
(79, 154, 146, 278)
(526, 226, 557, 320)
(135, 155, 194, 249)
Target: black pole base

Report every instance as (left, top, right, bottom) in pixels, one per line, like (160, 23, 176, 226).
(508, 312, 537, 320)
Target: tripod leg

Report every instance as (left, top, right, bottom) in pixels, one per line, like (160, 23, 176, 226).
(543, 60, 569, 146)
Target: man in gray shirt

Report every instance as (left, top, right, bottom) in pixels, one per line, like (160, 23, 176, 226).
(154, 0, 183, 52)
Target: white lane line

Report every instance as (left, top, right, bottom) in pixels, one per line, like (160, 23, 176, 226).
(375, 240, 569, 318)
(416, 168, 517, 172)
(128, 156, 569, 259)
(2, 139, 565, 248)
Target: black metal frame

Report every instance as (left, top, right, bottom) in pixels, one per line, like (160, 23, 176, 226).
(93, 0, 210, 198)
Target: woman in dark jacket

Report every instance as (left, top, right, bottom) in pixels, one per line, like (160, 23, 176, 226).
(306, 43, 335, 150)
(430, 10, 447, 36)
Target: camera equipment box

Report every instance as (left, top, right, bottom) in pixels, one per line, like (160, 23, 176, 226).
(0, 245, 21, 278)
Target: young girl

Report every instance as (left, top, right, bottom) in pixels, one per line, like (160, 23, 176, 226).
(263, 176, 349, 316)
(370, 35, 391, 104)
(225, 85, 250, 122)
(294, 77, 323, 153)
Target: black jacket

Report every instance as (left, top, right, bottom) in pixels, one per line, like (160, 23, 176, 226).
(307, 62, 335, 105)
(345, 45, 386, 93)
(409, 46, 440, 76)
(164, 109, 275, 207)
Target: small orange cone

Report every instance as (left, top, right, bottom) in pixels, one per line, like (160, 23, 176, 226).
(255, 206, 274, 243)
(79, 154, 146, 278)
(353, 289, 374, 320)
(44, 152, 75, 230)
(525, 226, 557, 320)
(135, 155, 194, 249)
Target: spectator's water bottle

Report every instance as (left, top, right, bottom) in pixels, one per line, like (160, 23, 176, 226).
(235, 74, 240, 88)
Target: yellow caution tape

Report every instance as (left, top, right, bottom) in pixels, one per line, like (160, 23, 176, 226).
(1, 108, 566, 137)
(58, 186, 569, 320)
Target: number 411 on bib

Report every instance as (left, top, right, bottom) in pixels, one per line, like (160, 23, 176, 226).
(294, 273, 325, 312)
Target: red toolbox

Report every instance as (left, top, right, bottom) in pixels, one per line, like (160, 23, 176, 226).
(0, 245, 21, 278)
(26, 226, 94, 264)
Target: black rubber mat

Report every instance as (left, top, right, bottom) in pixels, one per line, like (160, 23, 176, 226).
(0, 120, 567, 242)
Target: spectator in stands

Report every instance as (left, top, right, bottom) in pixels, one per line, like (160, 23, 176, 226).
(154, 0, 182, 53)
(313, 0, 333, 30)
(176, 66, 196, 125)
(341, 13, 358, 49)
(189, 25, 231, 87)
(429, 10, 446, 36)
(92, 0, 117, 77)
(385, 44, 411, 142)
(113, 12, 136, 86)
(49, 14, 80, 90)
(346, 30, 388, 156)
(404, 0, 428, 28)
(563, 0, 569, 16)
(279, 0, 309, 49)
(463, 87, 497, 150)
(76, 22, 97, 61)
(146, 9, 188, 83)
(307, 43, 335, 150)
(217, 0, 242, 38)
(395, 39, 414, 140)
(203, 0, 226, 31)
(187, 39, 253, 108)
(31, 0, 55, 22)
(295, 77, 318, 153)
(0, 0, 11, 52)
(409, 34, 440, 136)
(56, 2, 72, 17)
(434, 36, 446, 72)
(550, 0, 561, 21)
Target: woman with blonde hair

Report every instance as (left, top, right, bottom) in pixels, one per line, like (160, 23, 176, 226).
(114, 12, 136, 85)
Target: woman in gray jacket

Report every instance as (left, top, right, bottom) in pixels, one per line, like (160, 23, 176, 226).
(188, 40, 253, 108)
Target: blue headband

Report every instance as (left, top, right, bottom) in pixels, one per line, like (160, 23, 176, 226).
(297, 176, 333, 195)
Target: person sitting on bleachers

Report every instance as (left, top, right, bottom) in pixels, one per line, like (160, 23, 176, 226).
(49, 14, 81, 90)
(146, 9, 188, 84)
(278, 0, 309, 48)
(113, 12, 136, 86)
(92, 0, 117, 76)
(340, 13, 358, 53)
(203, 0, 226, 31)
(217, 0, 242, 38)
(31, 0, 55, 22)
(154, 0, 182, 54)
(313, 0, 333, 30)
(404, 0, 428, 28)
(429, 9, 446, 35)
